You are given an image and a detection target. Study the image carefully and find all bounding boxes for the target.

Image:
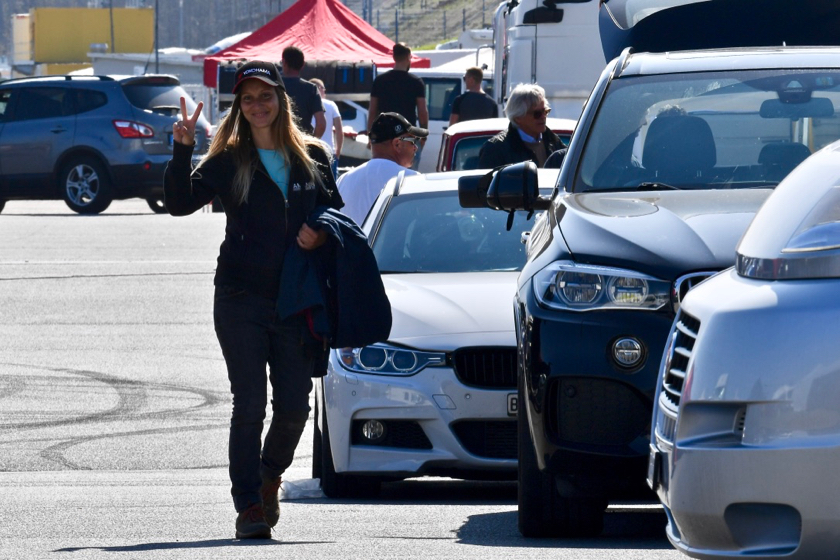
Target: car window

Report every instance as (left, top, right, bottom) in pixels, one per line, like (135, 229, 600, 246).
(71, 89, 108, 114)
(451, 132, 570, 171)
(425, 78, 461, 121)
(452, 136, 492, 170)
(371, 191, 537, 273)
(336, 101, 357, 122)
(575, 69, 840, 192)
(10, 87, 70, 121)
(122, 83, 199, 117)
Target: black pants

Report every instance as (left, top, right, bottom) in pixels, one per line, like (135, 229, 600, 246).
(214, 285, 314, 512)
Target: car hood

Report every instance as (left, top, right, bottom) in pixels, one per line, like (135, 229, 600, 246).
(599, 0, 840, 61)
(558, 189, 773, 278)
(382, 272, 518, 351)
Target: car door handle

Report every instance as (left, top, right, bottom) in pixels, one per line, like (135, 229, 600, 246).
(50, 127, 67, 134)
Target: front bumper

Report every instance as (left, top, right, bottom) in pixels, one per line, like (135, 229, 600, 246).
(518, 286, 673, 489)
(650, 269, 840, 558)
(323, 353, 517, 478)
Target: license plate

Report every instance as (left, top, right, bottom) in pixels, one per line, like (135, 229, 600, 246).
(647, 444, 661, 490)
(507, 393, 518, 416)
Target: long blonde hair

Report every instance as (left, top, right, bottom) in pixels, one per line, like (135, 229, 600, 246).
(202, 84, 326, 205)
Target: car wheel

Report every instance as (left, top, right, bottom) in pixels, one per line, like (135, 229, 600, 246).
(517, 373, 606, 538)
(146, 197, 167, 214)
(60, 157, 113, 214)
(318, 398, 381, 499)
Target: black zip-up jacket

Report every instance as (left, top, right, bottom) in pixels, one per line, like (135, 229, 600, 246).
(478, 122, 563, 169)
(277, 207, 392, 349)
(163, 141, 344, 299)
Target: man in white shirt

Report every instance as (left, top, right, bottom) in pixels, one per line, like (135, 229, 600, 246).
(337, 112, 428, 225)
(310, 78, 343, 179)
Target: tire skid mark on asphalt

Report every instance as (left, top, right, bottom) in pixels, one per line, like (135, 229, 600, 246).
(0, 362, 228, 432)
(38, 423, 227, 471)
(0, 363, 231, 470)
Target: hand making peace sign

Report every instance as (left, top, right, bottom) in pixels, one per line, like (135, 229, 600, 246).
(173, 96, 204, 146)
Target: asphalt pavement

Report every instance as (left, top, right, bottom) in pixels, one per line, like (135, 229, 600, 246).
(0, 198, 681, 560)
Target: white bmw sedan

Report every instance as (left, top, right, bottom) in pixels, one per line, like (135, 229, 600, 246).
(313, 169, 557, 498)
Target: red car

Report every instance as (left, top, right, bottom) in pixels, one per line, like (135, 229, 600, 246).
(436, 117, 576, 172)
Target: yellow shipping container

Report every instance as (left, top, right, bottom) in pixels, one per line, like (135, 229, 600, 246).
(32, 7, 154, 64)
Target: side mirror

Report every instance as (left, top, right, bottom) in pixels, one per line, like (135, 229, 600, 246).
(487, 161, 551, 212)
(458, 172, 494, 208)
(458, 162, 552, 211)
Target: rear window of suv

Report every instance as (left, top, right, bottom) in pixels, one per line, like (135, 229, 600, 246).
(121, 82, 199, 117)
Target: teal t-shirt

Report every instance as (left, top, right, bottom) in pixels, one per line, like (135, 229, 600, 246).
(257, 148, 289, 199)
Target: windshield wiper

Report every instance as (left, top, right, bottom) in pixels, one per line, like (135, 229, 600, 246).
(636, 182, 679, 191)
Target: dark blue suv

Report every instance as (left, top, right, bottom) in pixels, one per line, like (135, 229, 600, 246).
(460, 0, 840, 538)
(0, 74, 210, 214)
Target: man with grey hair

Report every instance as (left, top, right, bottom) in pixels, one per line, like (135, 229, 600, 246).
(478, 83, 563, 168)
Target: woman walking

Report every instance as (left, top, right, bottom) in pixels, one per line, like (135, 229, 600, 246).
(164, 60, 343, 539)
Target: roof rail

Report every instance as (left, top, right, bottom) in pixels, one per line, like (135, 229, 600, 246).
(1, 74, 116, 85)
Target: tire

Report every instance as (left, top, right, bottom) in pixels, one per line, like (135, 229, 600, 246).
(60, 157, 113, 214)
(318, 398, 381, 499)
(312, 397, 323, 480)
(146, 197, 167, 214)
(517, 372, 606, 538)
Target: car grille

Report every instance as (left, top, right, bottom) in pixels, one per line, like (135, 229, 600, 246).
(452, 347, 517, 389)
(351, 420, 433, 449)
(547, 377, 650, 446)
(672, 272, 717, 312)
(655, 311, 701, 445)
(451, 420, 517, 459)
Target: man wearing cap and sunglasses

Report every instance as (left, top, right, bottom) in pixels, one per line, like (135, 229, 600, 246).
(336, 112, 429, 225)
(478, 83, 563, 168)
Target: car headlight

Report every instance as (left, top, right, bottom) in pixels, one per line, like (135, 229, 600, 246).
(534, 261, 670, 311)
(336, 343, 446, 376)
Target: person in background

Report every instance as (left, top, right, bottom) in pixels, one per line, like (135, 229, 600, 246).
(164, 60, 343, 540)
(310, 78, 343, 179)
(449, 66, 498, 126)
(478, 83, 563, 168)
(281, 46, 325, 137)
(368, 42, 428, 170)
(337, 112, 428, 225)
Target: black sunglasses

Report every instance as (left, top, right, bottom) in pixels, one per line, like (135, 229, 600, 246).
(398, 136, 420, 146)
(531, 108, 551, 119)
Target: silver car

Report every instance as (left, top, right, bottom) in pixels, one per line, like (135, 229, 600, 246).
(650, 139, 840, 558)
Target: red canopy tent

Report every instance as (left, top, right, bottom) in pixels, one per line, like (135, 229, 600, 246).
(200, 0, 430, 88)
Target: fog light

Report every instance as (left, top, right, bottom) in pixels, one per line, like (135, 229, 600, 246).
(361, 420, 386, 443)
(613, 338, 643, 368)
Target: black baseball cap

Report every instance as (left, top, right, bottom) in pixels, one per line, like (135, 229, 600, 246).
(232, 60, 285, 94)
(369, 112, 429, 144)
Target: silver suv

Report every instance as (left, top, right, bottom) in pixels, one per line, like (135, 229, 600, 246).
(0, 74, 210, 214)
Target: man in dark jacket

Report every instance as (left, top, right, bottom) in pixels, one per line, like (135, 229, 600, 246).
(478, 83, 563, 168)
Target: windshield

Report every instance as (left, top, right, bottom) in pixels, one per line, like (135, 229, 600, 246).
(574, 69, 840, 193)
(371, 191, 537, 273)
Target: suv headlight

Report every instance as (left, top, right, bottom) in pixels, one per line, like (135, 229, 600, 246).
(534, 261, 670, 311)
(336, 343, 446, 376)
